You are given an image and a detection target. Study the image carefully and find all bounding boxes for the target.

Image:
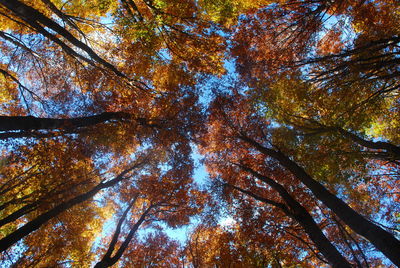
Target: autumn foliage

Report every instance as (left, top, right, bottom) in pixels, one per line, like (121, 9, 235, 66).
(0, 0, 399, 267)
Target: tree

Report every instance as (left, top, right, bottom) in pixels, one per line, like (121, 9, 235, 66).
(224, 165, 352, 267)
(232, 0, 400, 86)
(0, 0, 220, 264)
(0, 156, 147, 252)
(225, 1, 400, 264)
(200, 93, 400, 266)
(1, 0, 399, 266)
(95, 169, 205, 267)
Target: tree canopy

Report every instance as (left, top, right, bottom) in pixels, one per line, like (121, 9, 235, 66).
(0, 0, 399, 267)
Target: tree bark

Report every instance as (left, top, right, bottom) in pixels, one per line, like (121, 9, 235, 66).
(335, 127, 400, 159)
(0, 161, 145, 252)
(0, 0, 126, 79)
(0, 202, 38, 228)
(94, 206, 152, 267)
(239, 134, 400, 266)
(0, 112, 128, 132)
(233, 165, 352, 267)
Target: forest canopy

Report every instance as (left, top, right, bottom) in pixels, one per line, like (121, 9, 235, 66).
(0, 0, 399, 267)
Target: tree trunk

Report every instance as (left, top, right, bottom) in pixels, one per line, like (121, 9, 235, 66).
(0, 0, 126, 79)
(94, 207, 151, 267)
(0, 202, 38, 228)
(234, 165, 352, 267)
(0, 162, 145, 252)
(0, 112, 128, 132)
(239, 134, 400, 266)
(336, 127, 400, 159)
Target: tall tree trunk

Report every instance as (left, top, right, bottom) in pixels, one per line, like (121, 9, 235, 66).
(233, 164, 352, 267)
(0, 112, 129, 132)
(0, 161, 145, 252)
(335, 127, 400, 159)
(0, 180, 91, 227)
(0, 0, 126, 79)
(94, 206, 152, 267)
(239, 134, 400, 266)
(295, 125, 400, 159)
(0, 202, 38, 228)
